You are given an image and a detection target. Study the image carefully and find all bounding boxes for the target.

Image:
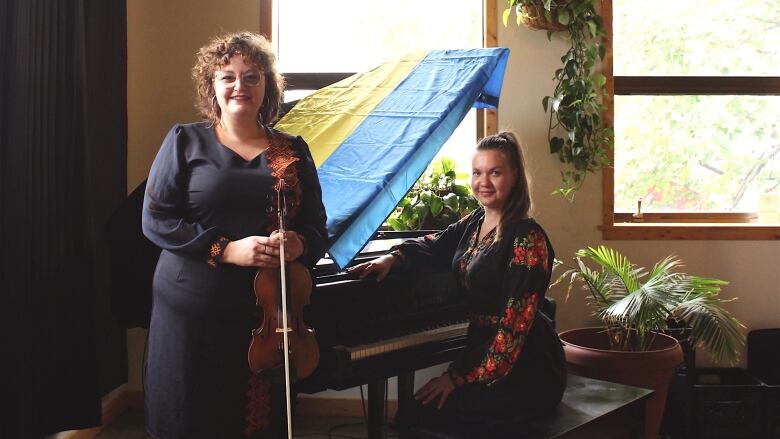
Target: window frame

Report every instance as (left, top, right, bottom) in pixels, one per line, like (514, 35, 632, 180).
(601, 0, 780, 240)
(259, 0, 498, 141)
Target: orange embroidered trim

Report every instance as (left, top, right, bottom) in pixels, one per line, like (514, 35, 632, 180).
(207, 236, 230, 267)
(244, 373, 271, 436)
(265, 130, 303, 233)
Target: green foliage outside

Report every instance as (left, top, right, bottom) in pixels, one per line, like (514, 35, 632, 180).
(387, 157, 479, 231)
(614, 1, 780, 213)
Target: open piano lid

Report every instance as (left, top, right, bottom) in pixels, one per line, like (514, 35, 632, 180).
(275, 48, 510, 270)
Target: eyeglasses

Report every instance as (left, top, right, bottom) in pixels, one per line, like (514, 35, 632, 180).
(215, 71, 264, 87)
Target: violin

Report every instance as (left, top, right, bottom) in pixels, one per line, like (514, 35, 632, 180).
(247, 179, 319, 438)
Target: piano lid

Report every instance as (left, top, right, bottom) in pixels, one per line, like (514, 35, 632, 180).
(275, 48, 510, 270)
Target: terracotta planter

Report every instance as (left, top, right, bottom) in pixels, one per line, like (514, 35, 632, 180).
(559, 327, 683, 439)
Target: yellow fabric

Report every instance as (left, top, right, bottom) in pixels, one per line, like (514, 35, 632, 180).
(275, 52, 426, 167)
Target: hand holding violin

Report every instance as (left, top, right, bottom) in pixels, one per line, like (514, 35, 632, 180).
(220, 231, 305, 267)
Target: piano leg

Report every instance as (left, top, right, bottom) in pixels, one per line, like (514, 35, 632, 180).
(397, 371, 414, 439)
(367, 379, 385, 439)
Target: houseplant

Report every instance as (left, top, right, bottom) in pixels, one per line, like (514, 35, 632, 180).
(387, 157, 478, 231)
(553, 245, 745, 438)
(504, 0, 612, 200)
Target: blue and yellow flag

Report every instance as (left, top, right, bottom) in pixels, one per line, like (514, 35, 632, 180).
(276, 48, 510, 269)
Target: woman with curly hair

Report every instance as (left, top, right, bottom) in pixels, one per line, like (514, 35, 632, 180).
(142, 31, 327, 439)
(350, 132, 566, 437)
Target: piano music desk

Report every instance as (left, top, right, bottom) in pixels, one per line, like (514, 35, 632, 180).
(407, 374, 653, 439)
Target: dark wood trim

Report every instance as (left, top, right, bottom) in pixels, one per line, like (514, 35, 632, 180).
(601, 0, 616, 229)
(615, 76, 780, 95)
(259, 0, 273, 40)
(602, 224, 780, 240)
(614, 212, 758, 224)
(284, 72, 355, 90)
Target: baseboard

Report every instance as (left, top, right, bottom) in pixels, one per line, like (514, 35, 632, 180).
(63, 387, 142, 439)
(296, 396, 397, 418)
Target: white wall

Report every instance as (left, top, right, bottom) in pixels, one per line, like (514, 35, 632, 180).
(125, 0, 779, 398)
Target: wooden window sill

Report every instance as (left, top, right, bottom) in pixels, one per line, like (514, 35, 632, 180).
(601, 223, 780, 240)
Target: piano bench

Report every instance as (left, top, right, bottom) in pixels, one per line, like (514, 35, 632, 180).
(407, 375, 653, 439)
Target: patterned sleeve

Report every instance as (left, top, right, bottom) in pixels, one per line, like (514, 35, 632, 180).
(394, 211, 477, 272)
(142, 125, 225, 264)
(448, 222, 554, 387)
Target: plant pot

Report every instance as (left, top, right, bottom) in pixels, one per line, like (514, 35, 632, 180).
(517, 2, 567, 32)
(559, 327, 684, 439)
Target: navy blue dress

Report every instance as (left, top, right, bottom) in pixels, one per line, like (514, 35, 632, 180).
(141, 122, 327, 439)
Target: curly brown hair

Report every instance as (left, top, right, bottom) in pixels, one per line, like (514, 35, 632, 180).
(192, 31, 284, 126)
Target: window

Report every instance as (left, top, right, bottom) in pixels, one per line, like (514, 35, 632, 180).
(604, 0, 780, 240)
(260, 0, 497, 176)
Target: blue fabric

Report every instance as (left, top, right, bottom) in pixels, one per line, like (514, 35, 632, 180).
(317, 48, 510, 269)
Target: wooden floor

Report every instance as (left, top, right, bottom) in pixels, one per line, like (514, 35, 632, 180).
(94, 409, 396, 439)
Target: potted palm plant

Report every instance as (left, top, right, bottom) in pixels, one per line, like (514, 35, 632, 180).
(553, 246, 745, 439)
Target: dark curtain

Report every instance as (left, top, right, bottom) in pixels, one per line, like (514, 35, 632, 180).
(0, 0, 127, 437)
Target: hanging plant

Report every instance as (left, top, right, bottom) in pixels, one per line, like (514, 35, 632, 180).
(505, 0, 612, 201)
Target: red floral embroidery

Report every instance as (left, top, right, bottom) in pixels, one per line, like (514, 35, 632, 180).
(460, 293, 539, 386)
(510, 228, 549, 272)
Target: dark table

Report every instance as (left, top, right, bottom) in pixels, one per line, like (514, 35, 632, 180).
(409, 374, 654, 439)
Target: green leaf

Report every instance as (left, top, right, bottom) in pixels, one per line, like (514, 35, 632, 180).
(557, 9, 570, 26)
(443, 193, 459, 211)
(387, 218, 405, 231)
(452, 184, 471, 197)
(542, 96, 550, 113)
(502, 8, 511, 27)
(430, 195, 443, 217)
(587, 20, 597, 38)
(593, 73, 607, 88)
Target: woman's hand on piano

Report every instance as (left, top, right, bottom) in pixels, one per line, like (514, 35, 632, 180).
(414, 375, 455, 410)
(345, 254, 395, 281)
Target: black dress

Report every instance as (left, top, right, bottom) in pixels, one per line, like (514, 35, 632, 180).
(396, 208, 566, 432)
(141, 122, 327, 439)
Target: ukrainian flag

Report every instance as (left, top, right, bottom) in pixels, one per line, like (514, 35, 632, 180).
(276, 48, 510, 269)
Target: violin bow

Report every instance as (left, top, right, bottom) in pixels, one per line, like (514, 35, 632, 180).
(275, 179, 294, 439)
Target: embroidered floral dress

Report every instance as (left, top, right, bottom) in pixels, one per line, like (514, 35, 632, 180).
(142, 122, 327, 439)
(396, 208, 566, 426)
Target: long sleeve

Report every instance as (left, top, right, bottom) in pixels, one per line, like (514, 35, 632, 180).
(289, 137, 328, 267)
(449, 223, 554, 387)
(142, 125, 222, 258)
(394, 211, 477, 272)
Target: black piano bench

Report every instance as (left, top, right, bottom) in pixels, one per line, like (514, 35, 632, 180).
(407, 375, 653, 439)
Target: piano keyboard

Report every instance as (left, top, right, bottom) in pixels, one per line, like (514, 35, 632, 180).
(346, 322, 469, 361)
